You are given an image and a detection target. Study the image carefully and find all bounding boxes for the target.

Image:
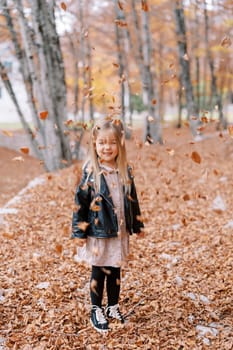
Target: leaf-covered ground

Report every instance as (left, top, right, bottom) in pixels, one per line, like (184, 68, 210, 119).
(0, 125, 232, 350)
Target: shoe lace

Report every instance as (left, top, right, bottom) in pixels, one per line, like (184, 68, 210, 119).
(95, 307, 107, 325)
(109, 304, 122, 319)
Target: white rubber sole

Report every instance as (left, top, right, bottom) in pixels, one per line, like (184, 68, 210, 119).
(90, 318, 109, 333)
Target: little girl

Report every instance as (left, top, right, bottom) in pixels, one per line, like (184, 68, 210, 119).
(72, 117, 144, 332)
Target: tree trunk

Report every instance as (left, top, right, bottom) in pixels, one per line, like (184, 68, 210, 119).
(177, 74, 183, 128)
(194, 2, 200, 114)
(113, 1, 136, 132)
(158, 34, 164, 122)
(78, 0, 87, 122)
(173, 0, 199, 136)
(131, 0, 162, 143)
(86, 33, 94, 121)
(3, 0, 72, 171)
(113, 0, 126, 122)
(2, 0, 43, 132)
(67, 31, 80, 120)
(30, 0, 72, 170)
(0, 60, 42, 159)
(203, 0, 226, 128)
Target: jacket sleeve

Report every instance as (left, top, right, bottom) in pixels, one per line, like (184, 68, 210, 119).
(128, 166, 144, 233)
(71, 166, 92, 239)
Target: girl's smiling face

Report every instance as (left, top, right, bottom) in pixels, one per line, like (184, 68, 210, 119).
(95, 129, 119, 168)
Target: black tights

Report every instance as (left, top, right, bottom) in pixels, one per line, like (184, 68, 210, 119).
(90, 265, 121, 307)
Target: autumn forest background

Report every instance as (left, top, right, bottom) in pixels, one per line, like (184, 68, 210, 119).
(0, 0, 233, 349)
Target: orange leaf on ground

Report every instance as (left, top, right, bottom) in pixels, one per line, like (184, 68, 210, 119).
(183, 194, 190, 201)
(55, 244, 63, 254)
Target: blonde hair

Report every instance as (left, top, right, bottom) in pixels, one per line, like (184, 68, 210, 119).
(85, 117, 130, 192)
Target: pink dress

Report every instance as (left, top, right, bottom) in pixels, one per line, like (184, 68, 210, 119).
(77, 166, 129, 267)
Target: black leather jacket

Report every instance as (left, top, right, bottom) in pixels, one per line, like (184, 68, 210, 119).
(71, 165, 144, 239)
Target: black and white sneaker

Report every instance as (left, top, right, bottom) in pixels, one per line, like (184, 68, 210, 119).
(90, 306, 109, 332)
(106, 304, 125, 323)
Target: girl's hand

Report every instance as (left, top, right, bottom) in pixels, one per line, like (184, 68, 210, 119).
(136, 231, 145, 239)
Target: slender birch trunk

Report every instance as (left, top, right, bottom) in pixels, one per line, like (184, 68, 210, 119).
(173, 0, 199, 136)
(203, 0, 226, 128)
(113, 0, 126, 122)
(78, 0, 87, 122)
(194, 2, 200, 114)
(2, 0, 42, 132)
(0, 60, 42, 158)
(86, 31, 94, 121)
(68, 33, 80, 119)
(113, 1, 136, 130)
(131, 0, 162, 143)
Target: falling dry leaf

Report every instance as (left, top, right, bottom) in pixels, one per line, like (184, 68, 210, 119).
(101, 268, 111, 275)
(90, 198, 101, 212)
(77, 222, 89, 231)
(20, 147, 29, 155)
(220, 36, 231, 48)
(191, 151, 201, 164)
(147, 116, 154, 122)
(118, 1, 124, 10)
(200, 116, 209, 123)
(141, 0, 149, 11)
(2, 130, 13, 137)
(64, 119, 74, 126)
(114, 19, 127, 27)
(90, 279, 98, 295)
(112, 119, 122, 126)
(127, 194, 134, 201)
(39, 110, 48, 120)
(60, 2, 67, 11)
(227, 125, 233, 137)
